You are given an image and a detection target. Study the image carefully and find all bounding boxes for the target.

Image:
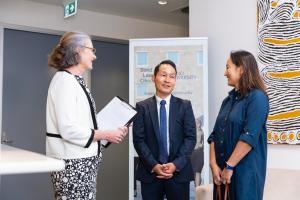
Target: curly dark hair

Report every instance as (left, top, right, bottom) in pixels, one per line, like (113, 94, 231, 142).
(48, 32, 91, 70)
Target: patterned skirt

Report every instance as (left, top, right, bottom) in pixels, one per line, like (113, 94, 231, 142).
(50, 155, 102, 200)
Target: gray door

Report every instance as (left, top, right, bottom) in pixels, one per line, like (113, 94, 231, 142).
(91, 41, 129, 200)
(0, 29, 59, 200)
(0, 29, 129, 200)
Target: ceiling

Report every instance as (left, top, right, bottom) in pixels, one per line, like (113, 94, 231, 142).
(28, 0, 189, 27)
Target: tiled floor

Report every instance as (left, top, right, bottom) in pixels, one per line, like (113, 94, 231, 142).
(134, 181, 196, 200)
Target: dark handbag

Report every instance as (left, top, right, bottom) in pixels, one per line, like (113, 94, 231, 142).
(216, 184, 230, 200)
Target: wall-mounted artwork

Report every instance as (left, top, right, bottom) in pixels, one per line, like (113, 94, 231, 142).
(258, 0, 300, 144)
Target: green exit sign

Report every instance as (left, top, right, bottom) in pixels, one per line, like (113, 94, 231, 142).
(64, 0, 78, 18)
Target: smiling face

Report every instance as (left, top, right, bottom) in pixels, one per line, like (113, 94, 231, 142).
(78, 39, 97, 71)
(152, 63, 176, 98)
(224, 57, 243, 89)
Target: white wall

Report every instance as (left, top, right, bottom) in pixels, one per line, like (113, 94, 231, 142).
(189, 0, 300, 170)
(0, 0, 187, 40)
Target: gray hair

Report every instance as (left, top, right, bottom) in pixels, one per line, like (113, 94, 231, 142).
(48, 31, 91, 70)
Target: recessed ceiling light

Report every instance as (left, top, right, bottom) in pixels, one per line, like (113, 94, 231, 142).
(158, 1, 168, 5)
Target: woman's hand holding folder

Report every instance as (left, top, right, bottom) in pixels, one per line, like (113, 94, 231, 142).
(94, 126, 128, 144)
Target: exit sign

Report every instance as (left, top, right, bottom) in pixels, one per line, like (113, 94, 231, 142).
(64, 0, 78, 18)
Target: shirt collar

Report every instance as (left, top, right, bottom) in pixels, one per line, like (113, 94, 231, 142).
(155, 94, 171, 105)
(228, 89, 241, 99)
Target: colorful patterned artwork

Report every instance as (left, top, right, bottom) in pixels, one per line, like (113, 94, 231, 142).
(258, 0, 300, 144)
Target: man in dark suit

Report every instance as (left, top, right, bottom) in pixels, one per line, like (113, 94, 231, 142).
(133, 60, 196, 200)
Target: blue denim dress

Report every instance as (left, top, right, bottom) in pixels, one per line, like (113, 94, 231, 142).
(208, 89, 269, 200)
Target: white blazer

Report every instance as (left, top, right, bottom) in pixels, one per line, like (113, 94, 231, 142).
(46, 71, 100, 159)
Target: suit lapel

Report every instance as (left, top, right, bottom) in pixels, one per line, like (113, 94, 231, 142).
(148, 96, 160, 141)
(169, 95, 178, 156)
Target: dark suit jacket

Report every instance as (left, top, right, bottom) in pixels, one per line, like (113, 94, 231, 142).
(133, 95, 196, 183)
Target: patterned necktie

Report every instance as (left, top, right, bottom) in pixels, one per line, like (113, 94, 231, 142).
(159, 100, 168, 164)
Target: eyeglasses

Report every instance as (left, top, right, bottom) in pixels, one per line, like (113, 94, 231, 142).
(81, 46, 96, 53)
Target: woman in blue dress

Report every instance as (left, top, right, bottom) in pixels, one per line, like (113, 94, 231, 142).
(208, 50, 269, 200)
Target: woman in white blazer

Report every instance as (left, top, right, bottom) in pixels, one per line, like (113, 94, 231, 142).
(46, 31, 128, 200)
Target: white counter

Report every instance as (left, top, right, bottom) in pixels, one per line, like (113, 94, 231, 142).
(0, 144, 65, 175)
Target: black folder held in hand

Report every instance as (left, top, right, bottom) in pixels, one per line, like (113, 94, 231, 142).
(96, 96, 137, 148)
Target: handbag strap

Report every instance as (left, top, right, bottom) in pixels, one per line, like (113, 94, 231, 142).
(216, 184, 230, 200)
(224, 184, 230, 200)
(217, 185, 221, 200)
